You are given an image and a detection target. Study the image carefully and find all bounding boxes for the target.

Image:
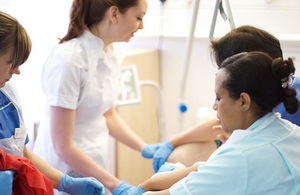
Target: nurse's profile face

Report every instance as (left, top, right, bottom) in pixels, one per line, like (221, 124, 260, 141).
(0, 50, 20, 88)
(213, 69, 241, 134)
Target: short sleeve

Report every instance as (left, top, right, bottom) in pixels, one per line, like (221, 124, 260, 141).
(41, 46, 85, 110)
(170, 147, 248, 194)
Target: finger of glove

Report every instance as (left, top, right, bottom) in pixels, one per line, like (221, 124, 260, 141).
(142, 144, 162, 158)
(112, 181, 135, 195)
(95, 187, 105, 195)
(89, 178, 104, 189)
(84, 185, 104, 195)
(65, 177, 101, 195)
(127, 185, 146, 195)
(152, 157, 161, 172)
(152, 147, 172, 172)
(157, 162, 176, 173)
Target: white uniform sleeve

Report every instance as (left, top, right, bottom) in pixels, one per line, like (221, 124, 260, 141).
(42, 47, 86, 110)
(170, 147, 248, 194)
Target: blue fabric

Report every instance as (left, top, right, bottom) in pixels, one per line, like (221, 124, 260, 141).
(58, 174, 105, 195)
(0, 170, 14, 195)
(170, 113, 300, 194)
(127, 185, 147, 195)
(0, 91, 29, 144)
(156, 162, 177, 173)
(274, 76, 300, 126)
(142, 143, 163, 158)
(112, 181, 136, 195)
(152, 140, 174, 172)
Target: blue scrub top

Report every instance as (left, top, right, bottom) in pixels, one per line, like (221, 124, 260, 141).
(0, 91, 29, 144)
(274, 76, 300, 126)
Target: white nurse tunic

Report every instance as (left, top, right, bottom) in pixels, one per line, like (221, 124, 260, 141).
(33, 30, 121, 178)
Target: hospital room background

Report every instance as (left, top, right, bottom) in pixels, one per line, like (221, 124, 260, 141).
(2, 0, 300, 185)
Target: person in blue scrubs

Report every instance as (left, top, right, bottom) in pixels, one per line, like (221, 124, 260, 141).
(143, 25, 300, 172)
(0, 11, 105, 195)
(137, 52, 300, 194)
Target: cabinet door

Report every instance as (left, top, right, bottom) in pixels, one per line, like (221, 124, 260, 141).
(116, 49, 161, 185)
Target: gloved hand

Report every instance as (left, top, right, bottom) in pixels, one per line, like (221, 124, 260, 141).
(156, 162, 178, 173)
(152, 139, 174, 172)
(58, 174, 105, 195)
(127, 184, 147, 195)
(142, 143, 163, 158)
(0, 170, 14, 195)
(112, 181, 136, 195)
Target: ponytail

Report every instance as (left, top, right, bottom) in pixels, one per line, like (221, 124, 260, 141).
(59, 0, 139, 43)
(60, 0, 90, 43)
(272, 57, 299, 114)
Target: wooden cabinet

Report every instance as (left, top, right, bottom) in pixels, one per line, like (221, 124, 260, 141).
(116, 48, 161, 185)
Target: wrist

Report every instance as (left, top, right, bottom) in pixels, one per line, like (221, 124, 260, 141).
(140, 143, 146, 152)
(58, 174, 68, 192)
(169, 136, 179, 148)
(108, 179, 121, 192)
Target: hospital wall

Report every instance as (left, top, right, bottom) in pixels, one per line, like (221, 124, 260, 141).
(2, 0, 300, 161)
(117, 0, 300, 139)
(117, 36, 300, 141)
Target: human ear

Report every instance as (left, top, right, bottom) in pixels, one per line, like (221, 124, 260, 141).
(108, 6, 119, 24)
(240, 92, 251, 111)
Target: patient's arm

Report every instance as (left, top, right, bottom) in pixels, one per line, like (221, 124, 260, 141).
(140, 165, 199, 191)
(167, 141, 217, 167)
(169, 117, 225, 148)
(144, 190, 170, 195)
(165, 118, 227, 166)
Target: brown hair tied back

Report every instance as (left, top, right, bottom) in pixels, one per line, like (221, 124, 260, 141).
(271, 57, 299, 114)
(59, 0, 139, 43)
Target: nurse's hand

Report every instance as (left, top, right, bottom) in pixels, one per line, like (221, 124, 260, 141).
(142, 143, 163, 158)
(152, 140, 174, 172)
(58, 174, 105, 195)
(112, 181, 136, 195)
(0, 170, 14, 195)
(127, 184, 147, 195)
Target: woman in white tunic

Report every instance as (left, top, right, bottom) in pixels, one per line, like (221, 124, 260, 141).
(0, 11, 104, 195)
(33, 0, 153, 194)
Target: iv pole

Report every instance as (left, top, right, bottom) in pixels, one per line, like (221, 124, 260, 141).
(178, 0, 236, 133)
(210, 0, 235, 41)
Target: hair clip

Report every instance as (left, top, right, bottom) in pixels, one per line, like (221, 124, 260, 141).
(281, 75, 293, 88)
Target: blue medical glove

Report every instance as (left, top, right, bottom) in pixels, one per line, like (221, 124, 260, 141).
(142, 143, 163, 158)
(112, 181, 136, 195)
(58, 174, 105, 195)
(152, 139, 174, 172)
(156, 162, 177, 173)
(127, 184, 147, 195)
(0, 170, 14, 195)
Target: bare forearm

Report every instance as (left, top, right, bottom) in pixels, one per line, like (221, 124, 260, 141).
(105, 106, 145, 151)
(140, 165, 199, 191)
(23, 147, 63, 188)
(170, 117, 224, 147)
(49, 106, 121, 191)
(54, 142, 120, 191)
(144, 190, 170, 195)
